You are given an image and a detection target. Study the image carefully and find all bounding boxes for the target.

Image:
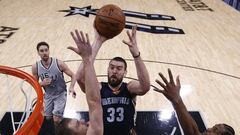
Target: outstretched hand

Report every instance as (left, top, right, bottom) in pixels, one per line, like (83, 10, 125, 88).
(153, 69, 182, 104)
(68, 30, 92, 60)
(122, 25, 140, 57)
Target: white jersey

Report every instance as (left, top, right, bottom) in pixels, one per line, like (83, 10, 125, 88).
(36, 57, 67, 96)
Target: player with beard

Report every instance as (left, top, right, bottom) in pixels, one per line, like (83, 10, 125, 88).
(32, 41, 76, 134)
(68, 25, 150, 135)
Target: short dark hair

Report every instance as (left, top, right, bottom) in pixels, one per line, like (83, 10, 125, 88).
(36, 41, 49, 51)
(56, 118, 76, 135)
(110, 57, 127, 70)
(222, 124, 235, 135)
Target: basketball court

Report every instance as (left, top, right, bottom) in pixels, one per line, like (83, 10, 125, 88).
(0, 0, 240, 134)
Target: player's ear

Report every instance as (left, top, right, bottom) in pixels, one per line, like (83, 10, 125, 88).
(124, 70, 127, 77)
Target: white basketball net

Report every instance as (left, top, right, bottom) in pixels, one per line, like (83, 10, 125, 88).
(0, 73, 37, 134)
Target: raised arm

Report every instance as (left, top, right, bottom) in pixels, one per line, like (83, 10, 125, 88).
(68, 29, 107, 92)
(69, 30, 103, 135)
(84, 55, 103, 135)
(123, 25, 150, 95)
(57, 60, 77, 98)
(154, 69, 201, 135)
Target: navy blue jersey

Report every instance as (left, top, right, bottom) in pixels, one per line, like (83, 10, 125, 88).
(101, 82, 136, 135)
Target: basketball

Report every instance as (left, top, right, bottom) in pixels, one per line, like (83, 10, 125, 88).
(94, 4, 125, 39)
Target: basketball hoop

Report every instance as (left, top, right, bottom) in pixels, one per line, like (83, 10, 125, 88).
(0, 66, 44, 135)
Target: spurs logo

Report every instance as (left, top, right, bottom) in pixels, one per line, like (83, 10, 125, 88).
(59, 6, 185, 34)
(0, 26, 19, 44)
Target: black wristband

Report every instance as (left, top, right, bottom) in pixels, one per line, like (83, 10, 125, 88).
(133, 52, 140, 58)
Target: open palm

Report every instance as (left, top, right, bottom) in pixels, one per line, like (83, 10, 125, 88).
(68, 30, 92, 59)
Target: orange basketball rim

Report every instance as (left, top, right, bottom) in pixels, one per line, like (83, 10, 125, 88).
(0, 65, 44, 135)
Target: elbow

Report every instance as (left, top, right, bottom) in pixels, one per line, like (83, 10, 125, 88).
(143, 82, 151, 93)
(137, 90, 149, 96)
(88, 96, 102, 108)
(138, 84, 150, 96)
